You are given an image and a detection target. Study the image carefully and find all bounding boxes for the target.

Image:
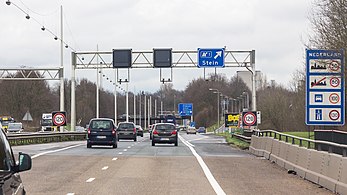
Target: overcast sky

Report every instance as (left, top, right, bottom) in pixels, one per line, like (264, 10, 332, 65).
(1, 0, 313, 93)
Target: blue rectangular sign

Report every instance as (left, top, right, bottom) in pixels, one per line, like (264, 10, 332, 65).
(178, 103, 193, 116)
(197, 48, 225, 68)
(306, 49, 345, 125)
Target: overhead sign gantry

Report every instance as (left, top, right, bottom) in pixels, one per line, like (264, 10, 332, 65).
(70, 48, 256, 131)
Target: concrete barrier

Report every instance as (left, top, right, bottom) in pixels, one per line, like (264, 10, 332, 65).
(305, 149, 325, 183)
(336, 157, 347, 195)
(250, 132, 347, 194)
(270, 139, 280, 163)
(295, 146, 310, 178)
(263, 137, 273, 159)
(285, 144, 299, 171)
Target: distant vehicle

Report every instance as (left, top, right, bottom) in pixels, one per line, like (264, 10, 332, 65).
(0, 116, 15, 132)
(0, 122, 32, 194)
(117, 122, 137, 142)
(40, 113, 57, 131)
(164, 115, 176, 125)
(187, 126, 197, 134)
(135, 125, 144, 137)
(87, 118, 117, 148)
(152, 123, 178, 146)
(197, 127, 206, 133)
(7, 122, 23, 133)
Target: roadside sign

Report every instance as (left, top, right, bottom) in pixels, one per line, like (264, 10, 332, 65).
(225, 113, 240, 128)
(197, 48, 225, 68)
(306, 49, 345, 125)
(242, 111, 257, 127)
(178, 103, 193, 116)
(52, 111, 66, 126)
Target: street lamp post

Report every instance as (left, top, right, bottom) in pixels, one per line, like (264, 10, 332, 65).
(242, 91, 249, 110)
(209, 88, 220, 133)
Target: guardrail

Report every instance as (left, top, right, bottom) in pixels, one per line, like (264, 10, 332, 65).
(254, 129, 347, 156)
(7, 132, 87, 146)
(250, 129, 347, 194)
(231, 133, 251, 143)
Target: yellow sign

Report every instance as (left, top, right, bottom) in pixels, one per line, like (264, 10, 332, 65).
(225, 113, 240, 128)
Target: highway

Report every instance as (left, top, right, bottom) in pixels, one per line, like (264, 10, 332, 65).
(12, 133, 333, 195)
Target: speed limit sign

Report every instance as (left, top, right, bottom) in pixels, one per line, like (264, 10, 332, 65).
(242, 111, 257, 126)
(52, 111, 67, 126)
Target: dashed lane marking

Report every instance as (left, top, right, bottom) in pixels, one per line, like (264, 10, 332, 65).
(112, 157, 118, 161)
(86, 178, 95, 183)
(102, 166, 109, 170)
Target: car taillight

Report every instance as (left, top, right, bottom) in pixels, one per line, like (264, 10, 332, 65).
(112, 129, 116, 135)
(153, 130, 159, 135)
(171, 130, 177, 135)
(134, 128, 136, 133)
(88, 128, 91, 135)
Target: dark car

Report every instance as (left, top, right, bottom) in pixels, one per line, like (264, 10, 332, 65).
(136, 125, 144, 137)
(87, 118, 117, 148)
(117, 122, 137, 142)
(151, 123, 178, 146)
(197, 127, 206, 133)
(0, 124, 32, 194)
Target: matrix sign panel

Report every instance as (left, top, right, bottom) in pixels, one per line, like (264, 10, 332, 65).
(306, 49, 345, 125)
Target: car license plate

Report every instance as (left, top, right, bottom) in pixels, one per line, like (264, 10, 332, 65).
(97, 136, 106, 139)
(161, 138, 169, 141)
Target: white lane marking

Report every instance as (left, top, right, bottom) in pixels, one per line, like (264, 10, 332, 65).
(86, 178, 95, 183)
(123, 149, 127, 152)
(32, 144, 83, 159)
(112, 157, 118, 161)
(118, 152, 123, 155)
(131, 144, 135, 147)
(179, 135, 226, 195)
(188, 137, 208, 142)
(66, 193, 75, 195)
(102, 166, 109, 170)
(181, 138, 195, 147)
(127, 146, 131, 149)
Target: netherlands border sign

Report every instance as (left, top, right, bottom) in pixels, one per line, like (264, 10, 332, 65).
(306, 49, 345, 125)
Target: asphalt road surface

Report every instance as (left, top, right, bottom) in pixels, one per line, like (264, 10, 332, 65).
(12, 132, 333, 195)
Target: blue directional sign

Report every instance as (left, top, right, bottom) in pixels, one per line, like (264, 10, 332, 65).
(197, 48, 225, 68)
(306, 49, 345, 125)
(178, 103, 193, 116)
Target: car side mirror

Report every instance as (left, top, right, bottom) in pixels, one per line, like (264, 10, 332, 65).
(18, 152, 32, 172)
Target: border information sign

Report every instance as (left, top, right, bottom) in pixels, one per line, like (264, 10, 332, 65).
(306, 49, 345, 125)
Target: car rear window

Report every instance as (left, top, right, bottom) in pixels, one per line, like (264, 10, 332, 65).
(118, 123, 134, 130)
(90, 120, 113, 130)
(155, 124, 175, 131)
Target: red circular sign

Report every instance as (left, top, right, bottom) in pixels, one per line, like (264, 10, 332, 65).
(329, 110, 340, 121)
(53, 113, 66, 126)
(329, 93, 340, 104)
(328, 60, 340, 71)
(243, 112, 256, 126)
(330, 77, 340, 87)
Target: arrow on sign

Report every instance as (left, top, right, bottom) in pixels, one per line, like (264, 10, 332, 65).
(214, 51, 222, 59)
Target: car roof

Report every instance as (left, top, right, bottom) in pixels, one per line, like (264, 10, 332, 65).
(90, 118, 114, 122)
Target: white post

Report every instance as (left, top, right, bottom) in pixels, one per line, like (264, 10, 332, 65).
(144, 95, 147, 129)
(139, 93, 142, 127)
(251, 50, 257, 111)
(70, 52, 76, 132)
(126, 82, 129, 122)
(96, 45, 100, 118)
(114, 70, 117, 125)
(59, 5, 64, 132)
(148, 98, 150, 126)
(154, 99, 157, 119)
(134, 91, 136, 124)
